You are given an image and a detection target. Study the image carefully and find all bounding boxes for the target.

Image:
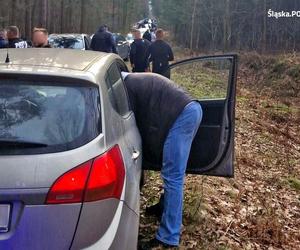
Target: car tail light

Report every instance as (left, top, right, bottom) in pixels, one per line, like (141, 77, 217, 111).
(45, 145, 125, 204)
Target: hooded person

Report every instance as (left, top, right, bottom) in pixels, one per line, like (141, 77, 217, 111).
(90, 25, 117, 54)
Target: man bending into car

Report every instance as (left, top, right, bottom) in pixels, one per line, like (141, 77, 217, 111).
(122, 72, 202, 249)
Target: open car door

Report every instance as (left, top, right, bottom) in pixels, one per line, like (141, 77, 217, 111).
(144, 55, 237, 177)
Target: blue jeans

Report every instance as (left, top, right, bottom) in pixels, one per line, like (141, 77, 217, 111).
(156, 101, 202, 246)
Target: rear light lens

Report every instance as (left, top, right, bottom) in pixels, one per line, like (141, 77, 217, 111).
(84, 146, 125, 202)
(46, 161, 92, 204)
(45, 145, 125, 204)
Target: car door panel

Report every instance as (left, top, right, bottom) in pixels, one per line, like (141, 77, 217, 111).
(178, 55, 237, 177)
(143, 55, 237, 178)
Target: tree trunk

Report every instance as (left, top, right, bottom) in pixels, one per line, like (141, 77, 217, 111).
(262, 0, 267, 52)
(190, 0, 198, 50)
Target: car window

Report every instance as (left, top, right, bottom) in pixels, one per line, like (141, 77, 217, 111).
(118, 36, 125, 42)
(106, 62, 130, 116)
(115, 35, 126, 44)
(0, 80, 100, 155)
(171, 58, 231, 100)
(49, 36, 84, 49)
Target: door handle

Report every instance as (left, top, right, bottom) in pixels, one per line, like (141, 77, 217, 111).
(132, 150, 140, 160)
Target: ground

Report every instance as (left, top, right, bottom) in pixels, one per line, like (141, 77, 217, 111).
(138, 51, 300, 249)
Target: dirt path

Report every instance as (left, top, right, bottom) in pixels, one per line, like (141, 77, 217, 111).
(139, 52, 300, 249)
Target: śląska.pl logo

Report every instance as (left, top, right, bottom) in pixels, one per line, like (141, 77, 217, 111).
(268, 9, 300, 19)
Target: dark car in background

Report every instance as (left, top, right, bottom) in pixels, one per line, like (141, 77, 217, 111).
(48, 34, 91, 50)
(112, 33, 130, 61)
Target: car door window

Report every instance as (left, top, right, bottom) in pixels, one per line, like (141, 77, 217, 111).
(106, 62, 130, 117)
(171, 59, 231, 100)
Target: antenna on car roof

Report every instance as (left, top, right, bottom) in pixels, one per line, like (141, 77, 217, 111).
(5, 49, 10, 63)
(5, 48, 10, 63)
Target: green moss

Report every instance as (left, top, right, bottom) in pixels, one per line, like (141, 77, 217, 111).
(285, 177, 300, 191)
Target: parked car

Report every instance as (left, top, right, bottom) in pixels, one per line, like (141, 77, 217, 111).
(125, 33, 134, 45)
(0, 49, 237, 249)
(48, 33, 91, 50)
(112, 33, 130, 60)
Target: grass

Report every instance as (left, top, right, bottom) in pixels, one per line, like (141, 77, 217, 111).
(285, 177, 300, 191)
(171, 60, 229, 99)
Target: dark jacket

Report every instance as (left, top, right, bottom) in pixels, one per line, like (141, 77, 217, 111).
(124, 73, 192, 167)
(33, 44, 52, 48)
(0, 39, 8, 49)
(147, 40, 174, 78)
(142, 30, 152, 42)
(91, 27, 117, 53)
(130, 38, 151, 72)
(8, 38, 28, 48)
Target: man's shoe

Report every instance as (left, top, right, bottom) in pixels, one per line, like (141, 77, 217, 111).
(145, 202, 163, 219)
(138, 238, 178, 250)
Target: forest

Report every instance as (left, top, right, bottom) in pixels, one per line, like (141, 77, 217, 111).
(152, 0, 300, 52)
(1, 0, 300, 52)
(0, 0, 148, 38)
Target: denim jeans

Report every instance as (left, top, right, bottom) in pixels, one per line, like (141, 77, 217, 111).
(156, 101, 202, 246)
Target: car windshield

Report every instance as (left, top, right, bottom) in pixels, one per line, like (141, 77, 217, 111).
(49, 36, 84, 49)
(0, 80, 100, 154)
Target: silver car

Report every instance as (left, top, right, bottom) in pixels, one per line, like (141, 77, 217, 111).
(0, 49, 237, 249)
(0, 49, 142, 249)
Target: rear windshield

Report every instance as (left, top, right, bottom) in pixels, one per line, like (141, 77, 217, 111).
(48, 36, 84, 49)
(0, 80, 100, 155)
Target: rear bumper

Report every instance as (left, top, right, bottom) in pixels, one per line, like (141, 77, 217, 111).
(0, 203, 81, 250)
(72, 200, 139, 250)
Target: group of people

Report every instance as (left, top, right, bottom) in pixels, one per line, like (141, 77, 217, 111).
(90, 24, 174, 79)
(0, 26, 50, 49)
(130, 28, 174, 79)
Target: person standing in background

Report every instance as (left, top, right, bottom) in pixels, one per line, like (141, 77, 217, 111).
(6, 26, 28, 48)
(0, 29, 8, 48)
(91, 25, 117, 54)
(32, 28, 51, 48)
(130, 29, 151, 72)
(146, 29, 174, 79)
(150, 29, 156, 42)
(142, 29, 152, 43)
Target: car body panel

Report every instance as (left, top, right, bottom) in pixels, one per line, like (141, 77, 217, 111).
(109, 202, 139, 250)
(71, 199, 119, 249)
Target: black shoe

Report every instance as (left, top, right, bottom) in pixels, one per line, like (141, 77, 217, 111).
(145, 202, 163, 219)
(138, 238, 178, 250)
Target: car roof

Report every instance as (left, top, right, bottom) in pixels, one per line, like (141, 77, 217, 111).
(49, 33, 87, 37)
(0, 48, 119, 83)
